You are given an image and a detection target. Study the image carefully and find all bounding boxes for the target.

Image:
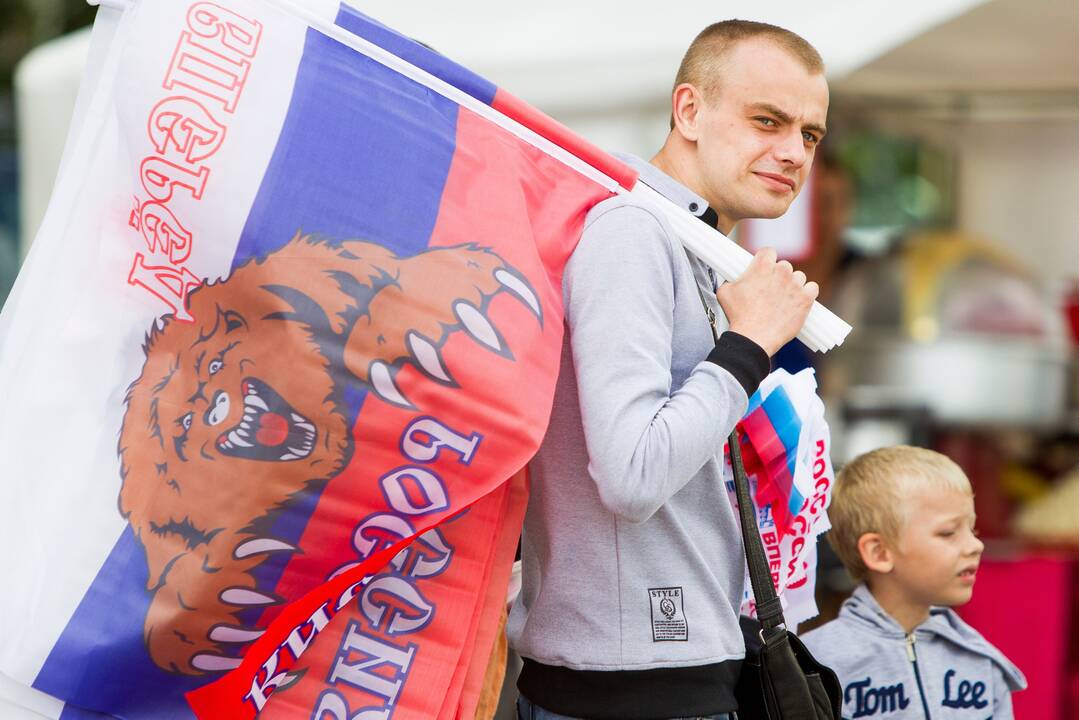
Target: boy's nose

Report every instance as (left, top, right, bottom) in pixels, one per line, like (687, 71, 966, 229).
(968, 533, 985, 555)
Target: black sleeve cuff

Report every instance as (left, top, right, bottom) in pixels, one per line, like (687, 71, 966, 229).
(706, 331, 770, 398)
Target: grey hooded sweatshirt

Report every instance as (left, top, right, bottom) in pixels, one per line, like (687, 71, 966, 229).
(801, 584, 1026, 720)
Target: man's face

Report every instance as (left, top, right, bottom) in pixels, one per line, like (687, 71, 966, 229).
(888, 485, 984, 608)
(692, 38, 829, 231)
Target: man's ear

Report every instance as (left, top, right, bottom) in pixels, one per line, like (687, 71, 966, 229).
(670, 83, 703, 142)
(858, 532, 895, 574)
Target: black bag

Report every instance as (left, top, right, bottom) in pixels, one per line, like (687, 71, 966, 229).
(728, 431, 842, 720)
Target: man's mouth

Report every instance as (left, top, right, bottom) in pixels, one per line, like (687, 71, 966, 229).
(754, 171, 796, 192)
(215, 378, 316, 461)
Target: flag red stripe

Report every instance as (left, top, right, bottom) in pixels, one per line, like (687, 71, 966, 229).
(492, 89, 639, 192)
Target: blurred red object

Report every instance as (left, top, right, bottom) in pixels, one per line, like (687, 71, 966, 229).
(1065, 280, 1079, 344)
(956, 553, 1075, 720)
(936, 432, 1011, 539)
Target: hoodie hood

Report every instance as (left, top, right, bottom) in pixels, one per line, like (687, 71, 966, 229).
(840, 584, 1027, 692)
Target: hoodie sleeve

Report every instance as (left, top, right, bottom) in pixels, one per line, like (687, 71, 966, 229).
(562, 204, 759, 522)
(992, 667, 1015, 720)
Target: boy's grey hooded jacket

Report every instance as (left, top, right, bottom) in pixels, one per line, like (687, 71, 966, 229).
(801, 585, 1026, 720)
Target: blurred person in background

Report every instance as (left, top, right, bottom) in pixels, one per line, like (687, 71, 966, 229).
(797, 151, 858, 304)
(772, 150, 860, 375)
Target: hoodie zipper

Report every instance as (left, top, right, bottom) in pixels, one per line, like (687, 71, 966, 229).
(906, 633, 933, 720)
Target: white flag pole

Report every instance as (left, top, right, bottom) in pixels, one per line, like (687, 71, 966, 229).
(630, 184, 852, 352)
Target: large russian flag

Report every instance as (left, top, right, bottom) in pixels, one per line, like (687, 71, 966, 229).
(0, 1, 627, 718)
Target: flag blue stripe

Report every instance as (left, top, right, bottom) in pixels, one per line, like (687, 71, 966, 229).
(234, 14, 460, 263)
(761, 387, 801, 479)
(37, 529, 203, 718)
(334, 3, 498, 106)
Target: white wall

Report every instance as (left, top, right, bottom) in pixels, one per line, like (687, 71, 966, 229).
(956, 118, 1079, 288)
(14, 28, 90, 258)
(555, 104, 670, 162)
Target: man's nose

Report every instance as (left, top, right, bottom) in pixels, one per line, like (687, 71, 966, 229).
(774, 128, 807, 167)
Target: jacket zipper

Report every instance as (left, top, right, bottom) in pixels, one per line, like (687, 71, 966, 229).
(906, 632, 933, 720)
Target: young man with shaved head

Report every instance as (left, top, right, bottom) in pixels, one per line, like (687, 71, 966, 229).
(506, 20, 829, 719)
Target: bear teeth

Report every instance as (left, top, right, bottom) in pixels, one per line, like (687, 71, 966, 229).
(233, 537, 297, 559)
(220, 587, 278, 607)
(191, 653, 242, 672)
(495, 268, 542, 320)
(407, 332, 454, 385)
(369, 361, 414, 409)
(209, 625, 264, 644)
(454, 301, 502, 353)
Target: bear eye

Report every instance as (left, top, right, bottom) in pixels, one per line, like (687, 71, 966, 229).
(174, 413, 194, 462)
(208, 359, 223, 376)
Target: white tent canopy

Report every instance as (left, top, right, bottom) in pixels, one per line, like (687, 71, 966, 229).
(365, 0, 989, 113)
(16, 0, 990, 255)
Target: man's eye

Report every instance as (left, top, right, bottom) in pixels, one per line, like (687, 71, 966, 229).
(757, 117, 776, 127)
(208, 359, 223, 375)
(802, 131, 819, 144)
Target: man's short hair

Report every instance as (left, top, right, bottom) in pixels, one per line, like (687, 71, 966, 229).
(670, 20, 823, 128)
(827, 446, 972, 582)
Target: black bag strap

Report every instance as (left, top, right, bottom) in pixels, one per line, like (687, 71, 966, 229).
(690, 271, 787, 638)
(728, 429, 787, 635)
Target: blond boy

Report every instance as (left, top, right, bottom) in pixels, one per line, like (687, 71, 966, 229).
(801, 446, 1026, 719)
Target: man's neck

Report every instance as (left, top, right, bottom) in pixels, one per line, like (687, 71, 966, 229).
(649, 146, 736, 235)
(865, 578, 931, 634)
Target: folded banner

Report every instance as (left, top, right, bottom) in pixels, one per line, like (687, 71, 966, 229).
(725, 369, 836, 629)
(0, 1, 626, 718)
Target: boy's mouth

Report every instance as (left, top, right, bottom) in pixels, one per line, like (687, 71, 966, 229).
(957, 566, 978, 584)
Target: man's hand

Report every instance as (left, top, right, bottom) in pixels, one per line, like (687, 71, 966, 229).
(716, 248, 818, 357)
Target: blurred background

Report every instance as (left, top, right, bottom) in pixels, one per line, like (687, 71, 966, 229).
(2, 1, 1077, 717)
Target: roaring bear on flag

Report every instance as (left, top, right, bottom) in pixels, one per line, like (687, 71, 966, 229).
(118, 233, 537, 675)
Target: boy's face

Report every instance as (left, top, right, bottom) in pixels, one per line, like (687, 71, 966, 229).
(888, 485, 984, 608)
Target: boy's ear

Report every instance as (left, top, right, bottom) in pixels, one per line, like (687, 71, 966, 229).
(858, 532, 895, 574)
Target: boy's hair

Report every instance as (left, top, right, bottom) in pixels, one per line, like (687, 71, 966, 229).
(670, 20, 824, 129)
(828, 446, 972, 581)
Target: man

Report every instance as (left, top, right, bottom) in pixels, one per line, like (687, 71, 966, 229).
(506, 20, 829, 720)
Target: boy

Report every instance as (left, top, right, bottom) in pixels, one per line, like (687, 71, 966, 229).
(801, 446, 1026, 718)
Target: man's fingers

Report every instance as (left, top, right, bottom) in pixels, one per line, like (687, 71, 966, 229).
(777, 260, 794, 276)
(792, 270, 807, 286)
(751, 247, 778, 268)
(804, 280, 820, 300)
